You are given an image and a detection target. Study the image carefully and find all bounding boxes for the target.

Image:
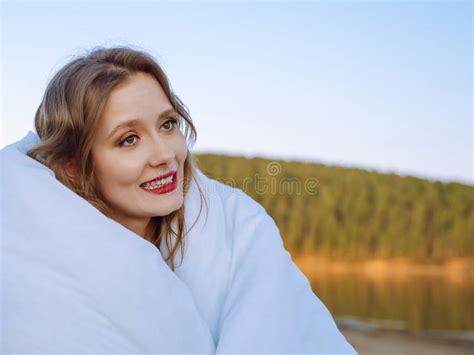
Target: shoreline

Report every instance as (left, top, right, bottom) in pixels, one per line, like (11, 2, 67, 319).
(340, 327, 474, 355)
(335, 317, 474, 342)
(293, 255, 474, 281)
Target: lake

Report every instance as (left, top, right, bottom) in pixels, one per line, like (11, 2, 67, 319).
(309, 271, 474, 338)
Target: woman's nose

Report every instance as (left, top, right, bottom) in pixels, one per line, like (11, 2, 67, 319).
(147, 138, 175, 167)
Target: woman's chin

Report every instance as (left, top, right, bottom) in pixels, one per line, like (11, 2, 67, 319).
(149, 196, 184, 217)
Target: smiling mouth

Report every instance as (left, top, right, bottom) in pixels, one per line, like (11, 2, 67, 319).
(140, 171, 177, 190)
(140, 170, 176, 186)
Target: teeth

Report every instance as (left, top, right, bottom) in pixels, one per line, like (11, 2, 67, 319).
(142, 174, 174, 190)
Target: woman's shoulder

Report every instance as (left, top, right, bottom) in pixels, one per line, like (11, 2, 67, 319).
(1, 131, 48, 173)
(192, 175, 357, 354)
(192, 168, 281, 256)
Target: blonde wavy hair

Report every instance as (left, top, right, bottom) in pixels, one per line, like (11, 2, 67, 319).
(26, 46, 207, 271)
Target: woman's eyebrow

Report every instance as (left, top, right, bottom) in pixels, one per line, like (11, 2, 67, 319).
(107, 108, 178, 139)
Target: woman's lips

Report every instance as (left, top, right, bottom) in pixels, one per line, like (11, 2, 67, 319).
(140, 170, 177, 186)
(140, 172, 178, 195)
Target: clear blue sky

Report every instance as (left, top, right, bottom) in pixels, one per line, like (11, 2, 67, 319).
(1, 1, 472, 184)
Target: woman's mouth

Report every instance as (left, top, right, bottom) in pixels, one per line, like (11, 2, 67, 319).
(140, 171, 178, 195)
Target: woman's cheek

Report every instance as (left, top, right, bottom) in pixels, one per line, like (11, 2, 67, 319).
(177, 134, 188, 161)
(103, 152, 142, 186)
(121, 157, 147, 184)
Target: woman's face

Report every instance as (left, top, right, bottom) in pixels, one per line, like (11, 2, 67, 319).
(91, 72, 188, 236)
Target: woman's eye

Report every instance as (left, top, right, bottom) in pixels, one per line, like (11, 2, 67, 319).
(118, 119, 178, 147)
(119, 134, 139, 147)
(162, 118, 179, 131)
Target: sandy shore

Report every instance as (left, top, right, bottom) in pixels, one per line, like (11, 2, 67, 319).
(340, 328, 474, 355)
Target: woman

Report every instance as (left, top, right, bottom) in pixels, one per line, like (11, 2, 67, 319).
(1, 46, 357, 354)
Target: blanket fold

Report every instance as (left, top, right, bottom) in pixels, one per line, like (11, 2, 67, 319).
(1, 131, 215, 353)
(1, 131, 357, 354)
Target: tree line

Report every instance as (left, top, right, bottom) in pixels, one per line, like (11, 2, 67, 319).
(194, 153, 474, 261)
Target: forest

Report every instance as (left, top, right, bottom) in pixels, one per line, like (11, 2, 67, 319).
(194, 153, 474, 261)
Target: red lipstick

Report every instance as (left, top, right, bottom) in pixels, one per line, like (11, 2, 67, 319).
(140, 171, 178, 195)
(141, 170, 176, 185)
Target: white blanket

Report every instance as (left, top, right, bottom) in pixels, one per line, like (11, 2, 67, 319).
(1, 131, 357, 354)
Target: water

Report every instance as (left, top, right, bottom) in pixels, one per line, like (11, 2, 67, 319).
(310, 272, 474, 337)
